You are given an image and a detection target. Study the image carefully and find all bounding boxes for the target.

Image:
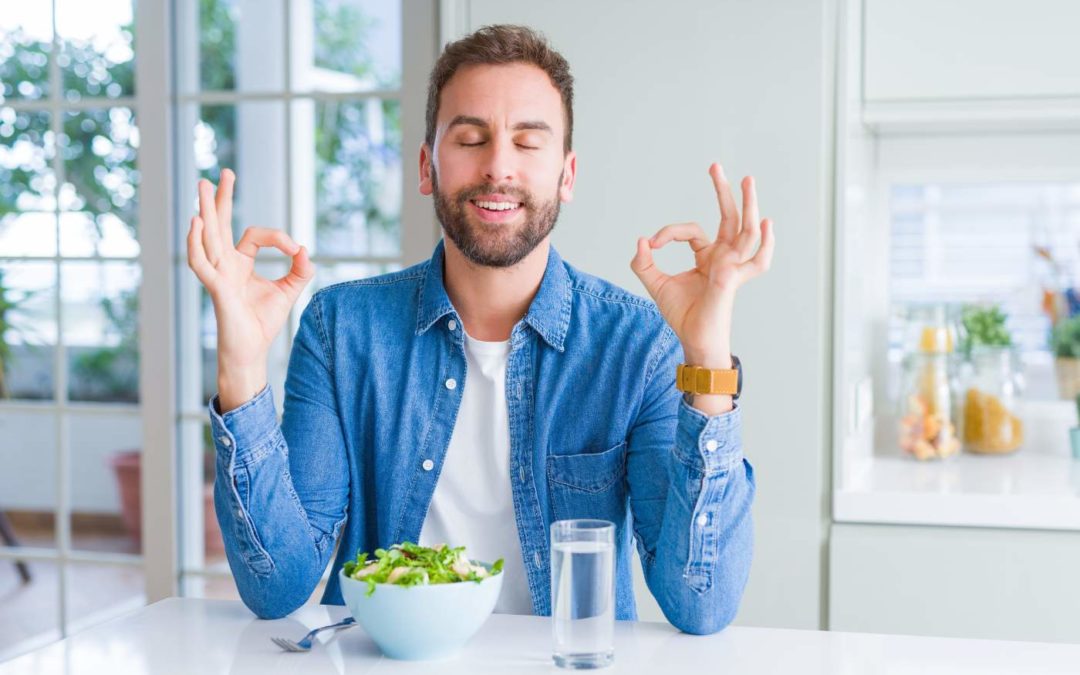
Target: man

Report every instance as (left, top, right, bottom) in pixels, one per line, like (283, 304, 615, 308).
(187, 24, 774, 634)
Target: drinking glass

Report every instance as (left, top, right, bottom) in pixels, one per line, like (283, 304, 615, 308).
(550, 519, 615, 669)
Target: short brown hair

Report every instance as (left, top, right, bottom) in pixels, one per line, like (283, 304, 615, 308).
(425, 24, 574, 153)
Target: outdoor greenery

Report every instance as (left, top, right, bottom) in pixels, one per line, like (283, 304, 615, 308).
(1, 0, 401, 402)
(71, 287, 139, 402)
(0, 268, 41, 399)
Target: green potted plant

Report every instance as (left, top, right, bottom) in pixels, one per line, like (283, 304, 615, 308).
(958, 305, 1012, 358)
(956, 305, 1024, 454)
(1051, 316, 1080, 400)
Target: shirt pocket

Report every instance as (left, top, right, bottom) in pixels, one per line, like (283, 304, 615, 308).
(546, 441, 628, 524)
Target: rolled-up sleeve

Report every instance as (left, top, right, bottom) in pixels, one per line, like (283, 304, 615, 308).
(626, 326, 755, 635)
(207, 295, 350, 619)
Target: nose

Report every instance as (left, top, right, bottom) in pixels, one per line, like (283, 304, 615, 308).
(481, 135, 516, 184)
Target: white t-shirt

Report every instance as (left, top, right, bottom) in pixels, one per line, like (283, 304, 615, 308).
(417, 331, 533, 615)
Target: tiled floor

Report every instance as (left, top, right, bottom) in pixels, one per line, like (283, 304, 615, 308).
(0, 525, 330, 662)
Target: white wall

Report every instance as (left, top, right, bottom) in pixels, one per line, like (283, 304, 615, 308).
(453, 0, 836, 629)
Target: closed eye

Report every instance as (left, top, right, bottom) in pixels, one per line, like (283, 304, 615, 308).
(459, 141, 485, 147)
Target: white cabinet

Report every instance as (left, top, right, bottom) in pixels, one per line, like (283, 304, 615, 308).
(864, 0, 1080, 102)
(830, 523, 1080, 643)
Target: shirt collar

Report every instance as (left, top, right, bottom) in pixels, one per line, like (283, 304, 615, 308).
(416, 239, 572, 352)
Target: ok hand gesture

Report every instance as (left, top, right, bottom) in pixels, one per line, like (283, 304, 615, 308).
(630, 163, 775, 373)
(186, 169, 315, 410)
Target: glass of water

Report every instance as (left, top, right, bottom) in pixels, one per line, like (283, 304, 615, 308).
(550, 519, 615, 669)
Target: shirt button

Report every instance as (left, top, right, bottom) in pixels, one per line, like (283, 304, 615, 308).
(704, 439, 718, 453)
(445, 378, 457, 390)
(519, 465, 526, 483)
(236, 509, 244, 518)
(696, 514, 708, 527)
(219, 435, 232, 447)
(422, 459, 435, 471)
(534, 551, 542, 569)
(448, 319, 457, 331)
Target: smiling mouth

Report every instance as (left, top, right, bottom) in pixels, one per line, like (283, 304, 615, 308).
(470, 199, 523, 213)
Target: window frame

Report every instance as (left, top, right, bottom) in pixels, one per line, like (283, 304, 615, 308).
(169, 0, 439, 599)
(0, 0, 438, 655)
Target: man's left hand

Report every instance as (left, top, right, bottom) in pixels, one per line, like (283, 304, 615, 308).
(630, 163, 775, 408)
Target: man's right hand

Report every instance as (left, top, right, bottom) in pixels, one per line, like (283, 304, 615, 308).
(186, 169, 315, 413)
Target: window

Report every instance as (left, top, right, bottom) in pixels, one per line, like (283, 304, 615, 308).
(0, 0, 436, 657)
(885, 181, 1080, 401)
(0, 0, 145, 658)
(173, 0, 428, 602)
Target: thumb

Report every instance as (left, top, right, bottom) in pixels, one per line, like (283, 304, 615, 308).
(630, 236, 667, 300)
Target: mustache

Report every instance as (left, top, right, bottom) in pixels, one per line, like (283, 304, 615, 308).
(454, 184, 534, 208)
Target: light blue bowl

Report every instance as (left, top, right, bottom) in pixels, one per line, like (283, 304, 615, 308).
(338, 564, 503, 660)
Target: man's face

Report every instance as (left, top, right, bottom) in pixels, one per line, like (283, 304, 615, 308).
(420, 63, 576, 268)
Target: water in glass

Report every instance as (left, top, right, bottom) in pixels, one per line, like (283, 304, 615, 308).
(551, 520, 615, 669)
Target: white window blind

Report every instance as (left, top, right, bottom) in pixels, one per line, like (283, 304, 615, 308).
(888, 182, 1080, 354)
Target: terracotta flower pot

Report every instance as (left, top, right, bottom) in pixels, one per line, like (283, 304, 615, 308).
(109, 450, 225, 557)
(1056, 356, 1080, 400)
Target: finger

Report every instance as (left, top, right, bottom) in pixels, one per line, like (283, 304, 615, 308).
(198, 179, 222, 263)
(274, 246, 315, 299)
(215, 168, 235, 249)
(649, 222, 710, 252)
(710, 163, 740, 243)
(630, 236, 670, 300)
(736, 176, 761, 258)
(235, 226, 301, 259)
(186, 216, 217, 283)
(740, 218, 775, 279)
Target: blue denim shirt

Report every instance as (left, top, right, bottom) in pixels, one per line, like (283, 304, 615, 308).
(208, 241, 754, 634)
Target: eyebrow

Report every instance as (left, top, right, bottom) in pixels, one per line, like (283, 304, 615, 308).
(447, 115, 553, 134)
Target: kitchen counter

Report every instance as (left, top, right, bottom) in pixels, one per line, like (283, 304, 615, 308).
(836, 452, 1080, 530)
(3, 598, 1080, 674)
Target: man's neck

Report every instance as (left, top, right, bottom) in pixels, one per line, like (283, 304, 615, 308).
(442, 236, 550, 342)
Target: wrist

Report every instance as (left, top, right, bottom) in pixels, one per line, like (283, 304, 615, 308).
(217, 366, 267, 414)
(685, 391, 734, 416)
(682, 348, 732, 370)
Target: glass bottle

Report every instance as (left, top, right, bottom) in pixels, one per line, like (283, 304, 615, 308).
(898, 315, 961, 461)
(960, 346, 1024, 454)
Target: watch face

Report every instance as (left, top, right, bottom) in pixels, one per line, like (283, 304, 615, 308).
(732, 354, 742, 399)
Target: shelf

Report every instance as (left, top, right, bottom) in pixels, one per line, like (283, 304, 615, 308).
(835, 452, 1080, 531)
(862, 97, 1080, 134)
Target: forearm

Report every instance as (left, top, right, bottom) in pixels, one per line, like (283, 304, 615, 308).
(209, 386, 343, 618)
(640, 401, 754, 634)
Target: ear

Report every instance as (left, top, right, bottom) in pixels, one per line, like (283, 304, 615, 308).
(559, 150, 577, 203)
(419, 144, 434, 196)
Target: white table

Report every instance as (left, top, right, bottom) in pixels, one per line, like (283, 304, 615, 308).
(3, 598, 1080, 674)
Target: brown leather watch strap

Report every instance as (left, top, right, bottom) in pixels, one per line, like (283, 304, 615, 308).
(676, 363, 739, 395)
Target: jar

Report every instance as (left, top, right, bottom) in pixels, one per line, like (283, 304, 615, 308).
(898, 323, 961, 460)
(960, 346, 1024, 454)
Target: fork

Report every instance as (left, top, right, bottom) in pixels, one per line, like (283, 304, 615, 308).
(271, 616, 357, 652)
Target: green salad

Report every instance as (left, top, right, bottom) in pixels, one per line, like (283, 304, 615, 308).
(343, 542, 504, 596)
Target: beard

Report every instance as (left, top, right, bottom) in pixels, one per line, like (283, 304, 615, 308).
(432, 167, 562, 268)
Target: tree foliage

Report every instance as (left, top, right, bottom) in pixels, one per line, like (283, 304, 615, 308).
(0, 0, 401, 402)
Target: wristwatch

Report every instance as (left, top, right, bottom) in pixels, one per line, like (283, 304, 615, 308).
(676, 355, 742, 400)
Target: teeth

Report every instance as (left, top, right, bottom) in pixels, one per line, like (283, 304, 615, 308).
(474, 200, 520, 211)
